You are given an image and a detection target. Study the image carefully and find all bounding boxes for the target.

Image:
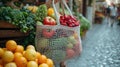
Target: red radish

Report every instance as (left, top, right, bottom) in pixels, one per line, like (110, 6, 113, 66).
(60, 15, 80, 27)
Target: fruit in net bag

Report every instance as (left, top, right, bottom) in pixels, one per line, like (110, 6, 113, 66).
(44, 50, 66, 63)
(67, 35, 78, 45)
(73, 42, 81, 55)
(42, 29, 55, 38)
(37, 38, 49, 48)
(66, 48, 75, 59)
(66, 43, 74, 49)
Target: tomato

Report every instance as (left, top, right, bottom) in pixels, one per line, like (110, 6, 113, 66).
(43, 16, 56, 25)
(42, 29, 55, 38)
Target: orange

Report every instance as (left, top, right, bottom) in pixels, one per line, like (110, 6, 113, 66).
(14, 45, 24, 53)
(48, 8, 54, 16)
(6, 40, 17, 52)
(27, 61, 38, 67)
(35, 52, 41, 64)
(2, 51, 14, 63)
(38, 55, 47, 64)
(26, 45, 35, 50)
(0, 48, 4, 57)
(15, 57, 27, 67)
(23, 51, 26, 57)
(4, 62, 17, 67)
(46, 58, 54, 67)
(36, 52, 41, 59)
(2, 48, 7, 51)
(35, 59, 38, 64)
(0, 59, 3, 65)
(73, 32, 79, 39)
(24, 49, 37, 61)
(0, 64, 3, 67)
(39, 63, 49, 67)
(14, 52, 23, 61)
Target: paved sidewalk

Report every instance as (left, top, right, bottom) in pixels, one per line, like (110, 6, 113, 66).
(66, 19, 120, 67)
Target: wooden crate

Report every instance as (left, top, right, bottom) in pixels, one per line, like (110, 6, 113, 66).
(0, 20, 29, 46)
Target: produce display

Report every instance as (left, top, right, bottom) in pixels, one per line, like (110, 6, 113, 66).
(95, 11, 105, 18)
(0, 6, 37, 46)
(35, 4, 48, 23)
(0, 40, 54, 67)
(27, 6, 38, 13)
(0, 1, 82, 65)
(0, 4, 50, 46)
(0, 7, 36, 33)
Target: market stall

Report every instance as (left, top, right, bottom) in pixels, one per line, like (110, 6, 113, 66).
(94, 1, 105, 24)
(0, 0, 83, 67)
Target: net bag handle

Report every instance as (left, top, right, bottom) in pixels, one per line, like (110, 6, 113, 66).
(62, 0, 73, 17)
(52, 0, 60, 25)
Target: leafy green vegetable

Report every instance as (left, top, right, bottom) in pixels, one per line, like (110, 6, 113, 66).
(77, 14, 91, 31)
(75, 13, 91, 36)
(35, 4, 47, 23)
(0, 4, 49, 46)
(0, 6, 36, 46)
(0, 7, 36, 33)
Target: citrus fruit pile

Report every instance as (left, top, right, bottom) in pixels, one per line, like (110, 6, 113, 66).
(0, 40, 54, 67)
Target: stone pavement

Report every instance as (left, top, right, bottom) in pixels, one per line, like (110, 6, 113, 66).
(66, 19, 120, 67)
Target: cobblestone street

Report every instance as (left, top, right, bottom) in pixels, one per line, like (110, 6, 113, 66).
(66, 19, 120, 67)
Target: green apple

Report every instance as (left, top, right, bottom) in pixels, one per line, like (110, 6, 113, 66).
(36, 21, 43, 25)
(66, 43, 73, 49)
(68, 36, 78, 45)
(44, 50, 66, 63)
(37, 38, 49, 48)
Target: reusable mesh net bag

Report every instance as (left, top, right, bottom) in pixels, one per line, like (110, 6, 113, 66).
(35, 25, 82, 63)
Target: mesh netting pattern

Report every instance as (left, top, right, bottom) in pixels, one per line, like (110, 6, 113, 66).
(35, 25, 82, 63)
